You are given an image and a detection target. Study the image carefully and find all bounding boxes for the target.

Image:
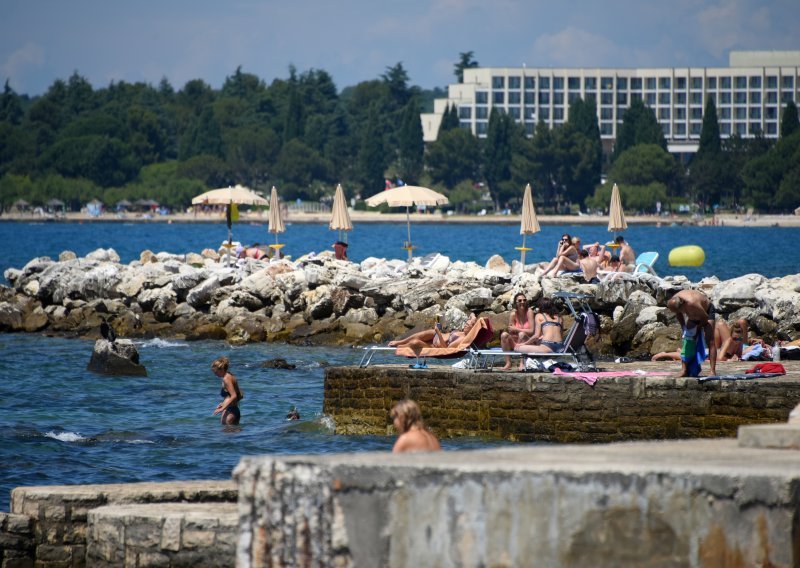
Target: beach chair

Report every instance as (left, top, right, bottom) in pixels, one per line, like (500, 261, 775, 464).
(632, 251, 659, 275)
(469, 292, 597, 371)
(359, 317, 494, 368)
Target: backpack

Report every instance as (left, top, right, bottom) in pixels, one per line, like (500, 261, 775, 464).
(581, 311, 600, 338)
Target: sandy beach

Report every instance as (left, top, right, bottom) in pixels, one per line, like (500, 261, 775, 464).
(2, 210, 799, 228)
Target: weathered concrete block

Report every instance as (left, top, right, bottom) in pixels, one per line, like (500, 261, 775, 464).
(235, 439, 800, 567)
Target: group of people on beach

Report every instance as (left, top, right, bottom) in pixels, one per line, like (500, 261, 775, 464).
(539, 233, 636, 282)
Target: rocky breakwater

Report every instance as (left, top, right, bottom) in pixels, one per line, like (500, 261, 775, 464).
(2, 247, 799, 355)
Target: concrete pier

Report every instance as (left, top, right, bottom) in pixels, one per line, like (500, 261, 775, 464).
(324, 361, 800, 442)
(234, 437, 800, 567)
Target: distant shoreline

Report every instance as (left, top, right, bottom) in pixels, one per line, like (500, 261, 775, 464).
(1, 211, 799, 228)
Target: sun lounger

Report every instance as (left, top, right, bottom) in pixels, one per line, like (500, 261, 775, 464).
(359, 317, 494, 368)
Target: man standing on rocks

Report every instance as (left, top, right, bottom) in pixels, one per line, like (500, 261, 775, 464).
(667, 290, 718, 377)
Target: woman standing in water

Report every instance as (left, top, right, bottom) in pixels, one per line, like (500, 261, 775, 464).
(211, 356, 243, 425)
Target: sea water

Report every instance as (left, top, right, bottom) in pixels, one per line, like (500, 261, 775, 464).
(1, 220, 799, 511)
(2, 220, 800, 281)
(0, 334, 505, 511)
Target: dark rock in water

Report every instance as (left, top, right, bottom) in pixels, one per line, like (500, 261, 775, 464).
(87, 339, 147, 376)
(262, 358, 296, 370)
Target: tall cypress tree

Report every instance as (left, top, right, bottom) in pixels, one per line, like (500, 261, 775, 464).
(613, 98, 666, 160)
(484, 107, 513, 210)
(397, 100, 424, 184)
(696, 95, 721, 157)
(357, 104, 385, 198)
(781, 100, 799, 138)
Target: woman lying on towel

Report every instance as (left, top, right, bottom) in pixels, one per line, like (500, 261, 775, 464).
(514, 297, 564, 365)
(389, 312, 478, 352)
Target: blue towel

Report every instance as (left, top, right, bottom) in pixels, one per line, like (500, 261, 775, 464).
(681, 326, 706, 378)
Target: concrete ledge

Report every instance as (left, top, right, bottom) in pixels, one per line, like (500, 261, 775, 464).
(738, 424, 800, 449)
(87, 503, 238, 567)
(235, 439, 800, 567)
(324, 363, 800, 442)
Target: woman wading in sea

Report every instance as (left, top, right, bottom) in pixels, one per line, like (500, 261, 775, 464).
(211, 356, 243, 425)
(391, 399, 441, 453)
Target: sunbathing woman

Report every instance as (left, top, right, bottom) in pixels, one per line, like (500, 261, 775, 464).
(515, 297, 564, 367)
(716, 318, 749, 361)
(540, 234, 580, 278)
(500, 293, 535, 370)
(389, 313, 478, 356)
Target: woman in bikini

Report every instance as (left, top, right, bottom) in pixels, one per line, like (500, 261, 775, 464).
(388, 313, 478, 356)
(515, 297, 564, 367)
(211, 356, 243, 425)
(540, 234, 580, 277)
(500, 292, 534, 370)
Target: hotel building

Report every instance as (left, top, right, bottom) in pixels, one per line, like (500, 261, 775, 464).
(421, 51, 800, 156)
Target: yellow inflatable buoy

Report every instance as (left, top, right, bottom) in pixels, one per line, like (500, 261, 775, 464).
(668, 245, 705, 267)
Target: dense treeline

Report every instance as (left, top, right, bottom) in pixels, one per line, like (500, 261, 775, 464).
(0, 56, 799, 215)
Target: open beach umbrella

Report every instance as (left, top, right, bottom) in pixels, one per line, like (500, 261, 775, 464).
(329, 183, 353, 244)
(517, 183, 541, 270)
(364, 185, 449, 260)
(267, 186, 286, 253)
(191, 184, 268, 257)
(607, 183, 628, 247)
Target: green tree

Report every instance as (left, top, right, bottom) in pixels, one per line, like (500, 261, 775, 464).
(179, 106, 224, 160)
(781, 100, 799, 138)
(356, 104, 386, 198)
(741, 130, 800, 211)
(397, 100, 424, 185)
(439, 103, 459, 135)
(382, 62, 412, 109)
(272, 138, 332, 199)
(454, 52, 479, 83)
(427, 128, 481, 188)
(446, 179, 482, 213)
(0, 80, 24, 125)
(689, 96, 725, 208)
(484, 108, 515, 209)
(613, 98, 666, 160)
(565, 97, 602, 206)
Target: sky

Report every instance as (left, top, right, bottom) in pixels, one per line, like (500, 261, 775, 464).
(2, 0, 799, 96)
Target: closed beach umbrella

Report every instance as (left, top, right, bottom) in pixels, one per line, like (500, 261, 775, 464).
(329, 183, 353, 243)
(517, 183, 541, 269)
(607, 183, 627, 247)
(267, 186, 286, 252)
(191, 185, 268, 258)
(364, 185, 449, 260)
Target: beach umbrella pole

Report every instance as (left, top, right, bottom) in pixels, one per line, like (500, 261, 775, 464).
(520, 234, 527, 269)
(405, 206, 413, 261)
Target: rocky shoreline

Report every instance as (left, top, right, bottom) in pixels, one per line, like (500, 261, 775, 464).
(2, 247, 799, 356)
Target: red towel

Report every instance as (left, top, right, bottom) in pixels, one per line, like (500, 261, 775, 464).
(745, 362, 786, 375)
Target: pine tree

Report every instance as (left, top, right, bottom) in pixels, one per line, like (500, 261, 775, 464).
(613, 98, 665, 160)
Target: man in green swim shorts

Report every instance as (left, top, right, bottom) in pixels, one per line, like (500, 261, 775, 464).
(667, 289, 718, 377)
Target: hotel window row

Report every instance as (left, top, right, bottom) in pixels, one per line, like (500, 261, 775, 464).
(421, 51, 800, 153)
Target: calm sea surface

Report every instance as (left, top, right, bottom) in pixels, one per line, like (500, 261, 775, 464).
(1, 220, 799, 511)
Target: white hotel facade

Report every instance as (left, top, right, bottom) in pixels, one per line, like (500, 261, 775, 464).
(421, 51, 800, 156)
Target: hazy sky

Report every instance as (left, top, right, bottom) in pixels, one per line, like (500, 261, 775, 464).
(2, 0, 798, 96)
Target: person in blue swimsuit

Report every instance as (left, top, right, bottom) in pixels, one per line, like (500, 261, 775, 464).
(667, 289, 717, 377)
(211, 356, 243, 425)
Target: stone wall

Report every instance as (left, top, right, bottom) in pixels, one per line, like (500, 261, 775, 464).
(324, 365, 800, 442)
(1, 480, 235, 567)
(234, 439, 800, 567)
